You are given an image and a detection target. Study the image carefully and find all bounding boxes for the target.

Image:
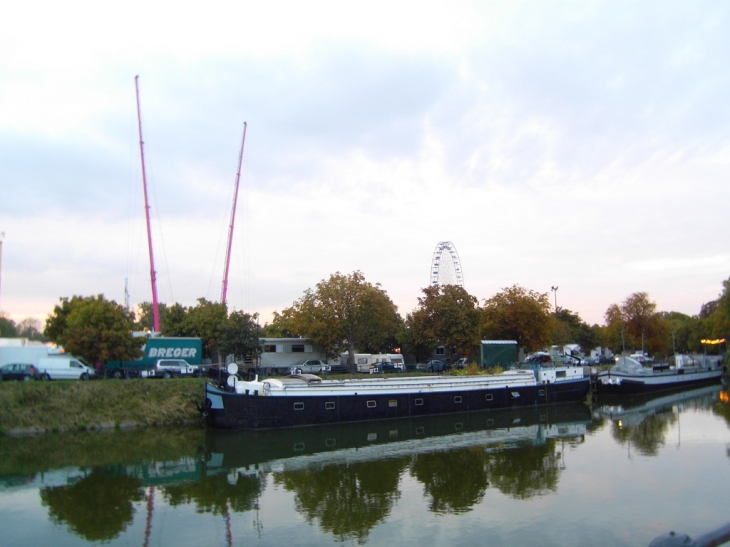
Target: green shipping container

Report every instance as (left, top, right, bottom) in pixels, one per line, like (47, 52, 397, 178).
(480, 340, 518, 368)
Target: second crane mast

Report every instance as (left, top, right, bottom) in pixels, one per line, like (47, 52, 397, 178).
(221, 122, 247, 305)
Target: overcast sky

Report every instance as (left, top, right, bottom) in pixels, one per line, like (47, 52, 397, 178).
(1, 0, 729, 329)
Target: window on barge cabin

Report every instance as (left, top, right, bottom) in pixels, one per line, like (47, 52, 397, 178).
(292, 344, 305, 353)
(556, 370, 566, 378)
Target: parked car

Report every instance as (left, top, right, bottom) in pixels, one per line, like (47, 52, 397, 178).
(453, 358, 469, 369)
(0, 363, 44, 381)
(149, 359, 199, 378)
(417, 360, 446, 372)
(369, 362, 397, 374)
(289, 359, 331, 375)
(37, 357, 97, 380)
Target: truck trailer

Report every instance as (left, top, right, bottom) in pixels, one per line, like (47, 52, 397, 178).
(106, 337, 203, 378)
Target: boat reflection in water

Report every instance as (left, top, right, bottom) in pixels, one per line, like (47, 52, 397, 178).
(595, 384, 724, 457)
(203, 402, 592, 474)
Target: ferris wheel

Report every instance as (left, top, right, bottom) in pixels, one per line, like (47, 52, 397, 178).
(430, 241, 464, 287)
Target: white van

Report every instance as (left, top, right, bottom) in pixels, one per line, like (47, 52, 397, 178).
(37, 357, 97, 380)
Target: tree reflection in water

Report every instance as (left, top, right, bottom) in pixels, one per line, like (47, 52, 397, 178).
(164, 471, 266, 516)
(273, 457, 409, 544)
(40, 468, 145, 541)
(409, 446, 489, 513)
(484, 440, 561, 499)
(610, 412, 676, 456)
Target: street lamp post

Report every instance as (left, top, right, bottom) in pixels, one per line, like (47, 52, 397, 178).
(551, 286, 559, 314)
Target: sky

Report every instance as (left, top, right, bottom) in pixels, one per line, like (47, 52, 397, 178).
(1, 0, 729, 329)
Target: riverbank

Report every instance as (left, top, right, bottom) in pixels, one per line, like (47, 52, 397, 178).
(0, 378, 207, 436)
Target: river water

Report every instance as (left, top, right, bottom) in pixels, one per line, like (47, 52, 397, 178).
(2, 385, 730, 547)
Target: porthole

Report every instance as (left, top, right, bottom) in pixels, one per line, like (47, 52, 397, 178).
(415, 398, 424, 406)
(486, 394, 494, 401)
(325, 401, 335, 410)
(454, 396, 463, 404)
(367, 400, 377, 408)
(538, 389, 545, 396)
(389, 399, 398, 407)
(294, 402, 304, 410)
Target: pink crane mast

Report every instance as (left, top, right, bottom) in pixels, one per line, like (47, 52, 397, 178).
(221, 122, 247, 305)
(134, 75, 161, 332)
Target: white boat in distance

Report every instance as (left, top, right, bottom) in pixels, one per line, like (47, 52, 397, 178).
(595, 354, 723, 396)
(203, 364, 590, 430)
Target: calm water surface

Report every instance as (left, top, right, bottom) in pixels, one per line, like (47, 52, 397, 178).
(2, 385, 730, 547)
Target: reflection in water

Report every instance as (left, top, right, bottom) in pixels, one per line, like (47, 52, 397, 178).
(410, 447, 489, 513)
(3, 390, 729, 546)
(40, 469, 145, 541)
(596, 385, 723, 457)
(275, 459, 407, 544)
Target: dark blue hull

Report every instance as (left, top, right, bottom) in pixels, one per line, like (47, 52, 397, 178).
(205, 378, 591, 430)
(596, 370, 722, 396)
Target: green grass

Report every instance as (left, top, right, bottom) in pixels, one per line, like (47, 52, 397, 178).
(0, 378, 207, 434)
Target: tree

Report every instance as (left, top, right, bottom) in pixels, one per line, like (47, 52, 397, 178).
(603, 292, 670, 355)
(550, 309, 603, 352)
(136, 301, 169, 332)
(16, 317, 46, 341)
(404, 285, 481, 361)
(44, 295, 142, 369)
(185, 299, 228, 360)
(480, 285, 553, 353)
(281, 271, 401, 367)
(218, 311, 261, 363)
(0, 312, 17, 337)
(261, 309, 299, 338)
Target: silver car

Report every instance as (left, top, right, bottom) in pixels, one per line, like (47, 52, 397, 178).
(289, 360, 331, 375)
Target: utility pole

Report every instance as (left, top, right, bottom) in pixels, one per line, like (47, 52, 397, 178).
(551, 286, 559, 314)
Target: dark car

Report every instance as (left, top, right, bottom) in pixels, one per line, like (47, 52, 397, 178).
(369, 362, 397, 374)
(0, 363, 44, 381)
(418, 360, 446, 373)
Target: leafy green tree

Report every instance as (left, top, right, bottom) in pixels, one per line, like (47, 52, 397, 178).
(136, 301, 169, 332)
(603, 292, 670, 355)
(281, 271, 401, 367)
(161, 302, 192, 337)
(0, 312, 17, 337)
(550, 309, 603, 352)
(218, 310, 261, 362)
(480, 285, 553, 353)
(44, 295, 142, 369)
(404, 285, 481, 360)
(185, 298, 228, 360)
(262, 309, 299, 338)
(147, 299, 229, 359)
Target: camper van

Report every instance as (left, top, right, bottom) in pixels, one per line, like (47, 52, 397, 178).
(37, 357, 97, 380)
(339, 353, 406, 373)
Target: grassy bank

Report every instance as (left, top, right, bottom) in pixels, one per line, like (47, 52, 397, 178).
(0, 378, 207, 435)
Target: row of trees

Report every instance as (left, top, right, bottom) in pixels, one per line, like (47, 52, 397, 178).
(41, 296, 260, 369)
(267, 271, 730, 364)
(6, 271, 729, 368)
(266, 273, 582, 364)
(0, 314, 45, 340)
